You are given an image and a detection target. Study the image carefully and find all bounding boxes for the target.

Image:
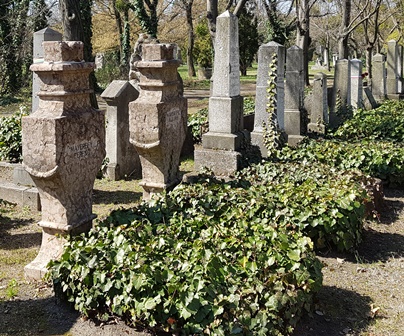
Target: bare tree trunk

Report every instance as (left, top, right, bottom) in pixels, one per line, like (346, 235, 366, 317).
(185, 0, 196, 77)
(338, 0, 351, 59)
(206, 0, 218, 45)
(296, 0, 312, 86)
(59, 0, 98, 108)
(59, 0, 84, 41)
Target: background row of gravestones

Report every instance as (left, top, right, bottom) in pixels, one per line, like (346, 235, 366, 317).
(0, 11, 403, 281)
(1, 27, 402, 209)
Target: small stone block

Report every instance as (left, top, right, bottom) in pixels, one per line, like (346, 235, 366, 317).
(43, 41, 84, 62)
(194, 148, 241, 176)
(202, 132, 241, 151)
(13, 164, 34, 186)
(142, 44, 175, 61)
(287, 135, 304, 147)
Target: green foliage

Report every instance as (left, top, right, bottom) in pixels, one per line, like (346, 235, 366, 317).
(0, 106, 27, 163)
(188, 108, 208, 144)
(188, 97, 257, 143)
(194, 21, 213, 68)
(48, 169, 324, 335)
(95, 50, 127, 90)
(6, 279, 19, 299)
(238, 162, 368, 251)
(263, 53, 285, 157)
(0, 0, 31, 94)
(331, 100, 404, 142)
(278, 139, 404, 186)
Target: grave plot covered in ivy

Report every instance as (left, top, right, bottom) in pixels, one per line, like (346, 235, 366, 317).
(279, 100, 404, 186)
(47, 155, 374, 335)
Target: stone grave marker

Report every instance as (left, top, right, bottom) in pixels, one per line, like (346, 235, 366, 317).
(251, 41, 285, 157)
(101, 80, 141, 180)
(22, 41, 105, 280)
(330, 59, 351, 128)
(372, 53, 387, 102)
(387, 40, 398, 95)
(194, 11, 246, 174)
(350, 59, 363, 109)
(32, 27, 62, 113)
(284, 45, 304, 146)
(129, 44, 187, 200)
(308, 72, 328, 134)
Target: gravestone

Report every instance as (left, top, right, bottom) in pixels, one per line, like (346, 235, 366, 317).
(330, 59, 351, 128)
(350, 59, 363, 109)
(251, 41, 285, 157)
(101, 80, 141, 180)
(323, 48, 330, 71)
(194, 11, 246, 174)
(284, 45, 304, 146)
(308, 72, 328, 134)
(398, 45, 403, 93)
(95, 52, 105, 70)
(371, 53, 387, 102)
(387, 40, 398, 95)
(23, 41, 105, 280)
(129, 44, 187, 200)
(32, 27, 62, 113)
(332, 54, 338, 67)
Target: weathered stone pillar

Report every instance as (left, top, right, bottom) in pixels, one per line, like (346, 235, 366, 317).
(284, 45, 304, 146)
(398, 45, 403, 93)
(251, 41, 285, 157)
(323, 48, 330, 71)
(194, 11, 245, 175)
(23, 41, 105, 280)
(32, 27, 62, 113)
(387, 40, 398, 95)
(350, 59, 363, 109)
(129, 44, 187, 200)
(101, 80, 141, 180)
(330, 59, 351, 128)
(372, 53, 387, 102)
(308, 72, 328, 134)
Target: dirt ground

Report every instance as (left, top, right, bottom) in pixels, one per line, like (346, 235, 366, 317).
(0, 178, 403, 336)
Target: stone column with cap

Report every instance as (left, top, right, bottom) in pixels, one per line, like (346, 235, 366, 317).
(32, 27, 62, 113)
(129, 44, 187, 200)
(372, 53, 387, 102)
(387, 40, 398, 95)
(22, 41, 105, 280)
(284, 45, 304, 146)
(330, 59, 351, 128)
(350, 59, 363, 109)
(194, 11, 246, 175)
(308, 72, 328, 134)
(251, 41, 285, 157)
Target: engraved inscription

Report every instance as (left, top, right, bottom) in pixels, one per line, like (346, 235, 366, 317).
(66, 140, 99, 160)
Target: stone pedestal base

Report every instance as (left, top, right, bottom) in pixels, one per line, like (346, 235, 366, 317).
(251, 131, 267, 158)
(287, 135, 304, 147)
(194, 148, 241, 176)
(139, 179, 180, 200)
(202, 132, 242, 151)
(24, 218, 94, 281)
(308, 123, 326, 134)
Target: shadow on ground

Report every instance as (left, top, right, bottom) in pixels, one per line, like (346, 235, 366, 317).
(0, 296, 79, 336)
(0, 217, 41, 250)
(293, 286, 373, 336)
(92, 189, 142, 205)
